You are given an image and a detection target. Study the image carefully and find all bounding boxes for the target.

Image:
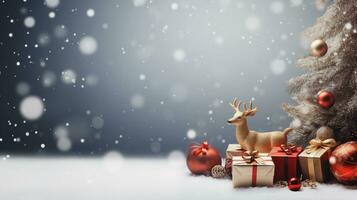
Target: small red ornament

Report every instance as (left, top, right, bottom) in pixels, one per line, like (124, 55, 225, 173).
(186, 141, 222, 175)
(317, 90, 335, 109)
(329, 141, 357, 184)
(288, 177, 301, 191)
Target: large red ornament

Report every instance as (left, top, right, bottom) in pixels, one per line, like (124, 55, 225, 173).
(288, 177, 301, 191)
(186, 141, 221, 175)
(329, 141, 357, 184)
(317, 90, 335, 109)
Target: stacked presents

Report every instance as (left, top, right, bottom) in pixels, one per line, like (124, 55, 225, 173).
(224, 137, 336, 188)
(187, 99, 354, 186)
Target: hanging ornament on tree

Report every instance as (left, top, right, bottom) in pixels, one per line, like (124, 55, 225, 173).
(329, 141, 357, 184)
(186, 141, 222, 175)
(316, 126, 335, 140)
(317, 90, 335, 109)
(311, 39, 328, 57)
(315, 0, 330, 11)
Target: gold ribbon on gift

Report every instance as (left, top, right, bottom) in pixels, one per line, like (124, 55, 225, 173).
(242, 151, 264, 165)
(305, 138, 337, 154)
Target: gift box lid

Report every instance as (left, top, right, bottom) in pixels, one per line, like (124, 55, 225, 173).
(269, 146, 302, 158)
(226, 144, 244, 152)
(299, 147, 330, 158)
(232, 153, 274, 166)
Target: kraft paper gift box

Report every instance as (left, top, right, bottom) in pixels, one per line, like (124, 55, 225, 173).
(232, 152, 275, 187)
(298, 138, 336, 182)
(269, 145, 302, 182)
(225, 144, 245, 176)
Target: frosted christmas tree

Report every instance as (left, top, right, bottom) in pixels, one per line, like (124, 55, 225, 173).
(283, 0, 357, 146)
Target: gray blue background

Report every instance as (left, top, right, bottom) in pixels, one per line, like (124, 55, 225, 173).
(0, 0, 327, 155)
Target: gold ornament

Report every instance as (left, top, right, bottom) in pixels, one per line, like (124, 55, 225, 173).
(211, 165, 226, 178)
(316, 126, 334, 140)
(311, 39, 328, 57)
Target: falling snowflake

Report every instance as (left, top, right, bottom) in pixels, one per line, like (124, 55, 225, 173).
(139, 74, 146, 80)
(42, 70, 57, 87)
(133, 0, 147, 7)
(53, 25, 68, 38)
(86, 8, 95, 18)
(290, 0, 303, 7)
(16, 82, 30, 96)
(214, 36, 224, 45)
(48, 11, 56, 18)
(57, 137, 72, 152)
(270, 59, 286, 75)
(270, 1, 285, 14)
(61, 69, 77, 84)
(130, 94, 145, 109)
(245, 16, 261, 31)
(78, 36, 98, 55)
(186, 129, 197, 139)
(91, 115, 104, 129)
(19, 96, 45, 120)
(45, 0, 60, 8)
(37, 33, 51, 46)
(24, 16, 35, 28)
(173, 48, 186, 62)
(171, 3, 179, 10)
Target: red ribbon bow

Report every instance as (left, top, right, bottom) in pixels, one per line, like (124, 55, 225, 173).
(242, 150, 260, 163)
(191, 141, 209, 156)
(279, 144, 297, 155)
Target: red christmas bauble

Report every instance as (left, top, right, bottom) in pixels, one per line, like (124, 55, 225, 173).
(329, 141, 357, 184)
(186, 141, 222, 175)
(288, 177, 302, 191)
(317, 90, 335, 109)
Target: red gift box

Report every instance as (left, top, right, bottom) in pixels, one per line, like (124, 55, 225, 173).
(269, 145, 302, 182)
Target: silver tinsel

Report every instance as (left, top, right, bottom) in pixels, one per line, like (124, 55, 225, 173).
(283, 0, 357, 146)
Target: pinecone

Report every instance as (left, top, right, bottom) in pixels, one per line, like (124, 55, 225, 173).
(224, 158, 232, 177)
(211, 165, 226, 178)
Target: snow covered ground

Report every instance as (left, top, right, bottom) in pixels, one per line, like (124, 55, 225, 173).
(0, 156, 355, 200)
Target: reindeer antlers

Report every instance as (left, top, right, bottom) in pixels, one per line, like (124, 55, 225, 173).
(246, 99, 253, 110)
(230, 98, 255, 112)
(230, 98, 241, 111)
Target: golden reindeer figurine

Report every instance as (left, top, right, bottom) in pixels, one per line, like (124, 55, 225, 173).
(227, 98, 292, 153)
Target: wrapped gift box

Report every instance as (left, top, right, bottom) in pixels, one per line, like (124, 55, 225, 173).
(232, 153, 275, 187)
(225, 144, 245, 176)
(298, 146, 332, 182)
(269, 145, 302, 182)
